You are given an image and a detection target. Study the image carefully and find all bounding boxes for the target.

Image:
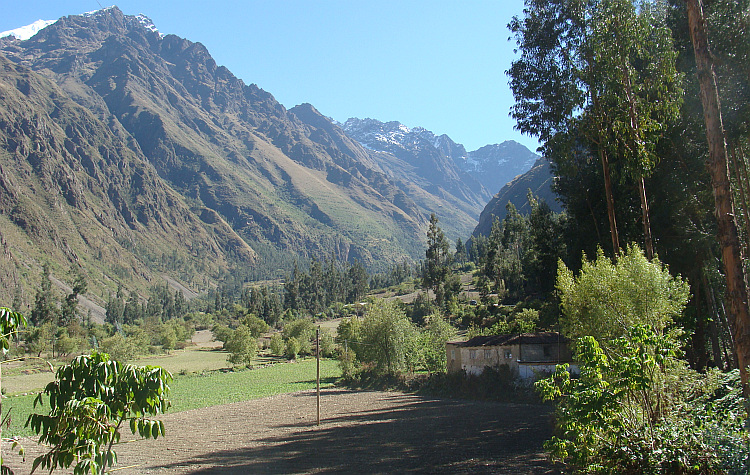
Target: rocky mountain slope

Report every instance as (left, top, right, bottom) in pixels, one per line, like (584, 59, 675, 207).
(472, 157, 561, 237)
(341, 118, 539, 197)
(0, 6, 513, 304)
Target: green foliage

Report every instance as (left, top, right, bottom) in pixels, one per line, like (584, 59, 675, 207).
(490, 308, 540, 335)
(284, 256, 371, 315)
(421, 314, 457, 374)
(536, 327, 744, 473)
(359, 300, 419, 375)
(55, 329, 85, 357)
(269, 333, 284, 356)
(159, 324, 177, 352)
(240, 314, 269, 338)
(335, 316, 362, 377)
(212, 323, 233, 345)
(0, 307, 27, 352)
(557, 244, 690, 346)
(60, 265, 88, 328)
(319, 329, 336, 358)
(31, 263, 56, 327)
(0, 307, 28, 470)
(422, 214, 452, 306)
(284, 337, 301, 360)
(224, 325, 258, 366)
(282, 319, 315, 356)
(478, 196, 567, 303)
(369, 260, 414, 290)
(26, 322, 55, 357)
(98, 333, 139, 362)
(27, 352, 171, 474)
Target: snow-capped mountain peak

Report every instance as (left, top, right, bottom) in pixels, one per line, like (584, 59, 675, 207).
(342, 117, 539, 195)
(0, 19, 57, 41)
(135, 14, 161, 36)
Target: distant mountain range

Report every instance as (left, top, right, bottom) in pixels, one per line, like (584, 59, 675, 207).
(0, 6, 547, 305)
(341, 118, 539, 201)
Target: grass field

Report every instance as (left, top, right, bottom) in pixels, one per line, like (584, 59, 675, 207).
(2, 357, 341, 438)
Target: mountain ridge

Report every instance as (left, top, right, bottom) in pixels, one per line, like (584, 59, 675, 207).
(0, 6, 506, 305)
(341, 117, 539, 198)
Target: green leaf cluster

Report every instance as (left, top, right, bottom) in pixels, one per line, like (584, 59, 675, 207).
(27, 352, 171, 474)
(536, 328, 735, 473)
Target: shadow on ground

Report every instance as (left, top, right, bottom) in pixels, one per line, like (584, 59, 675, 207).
(151, 392, 561, 474)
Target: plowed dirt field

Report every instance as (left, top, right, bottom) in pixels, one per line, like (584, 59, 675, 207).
(5, 389, 561, 474)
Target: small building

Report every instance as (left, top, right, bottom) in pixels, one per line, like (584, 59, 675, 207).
(446, 332, 575, 381)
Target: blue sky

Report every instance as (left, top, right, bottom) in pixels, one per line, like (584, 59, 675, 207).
(0, 1, 539, 153)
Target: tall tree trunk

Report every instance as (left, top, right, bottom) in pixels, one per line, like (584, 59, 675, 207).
(691, 269, 709, 371)
(687, 0, 750, 396)
(600, 146, 621, 255)
(622, 59, 655, 260)
(637, 176, 654, 259)
(730, 146, 750, 263)
(703, 270, 727, 369)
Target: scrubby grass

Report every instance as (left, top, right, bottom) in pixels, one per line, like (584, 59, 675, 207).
(2, 358, 341, 438)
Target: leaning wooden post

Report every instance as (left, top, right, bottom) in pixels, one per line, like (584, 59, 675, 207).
(316, 326, 320, 426)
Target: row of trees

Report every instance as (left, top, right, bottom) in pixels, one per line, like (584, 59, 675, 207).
(284, 257, 369, 315)
(500, 0, 750, 471)
(502, 0, 750, 379)
(336, 299, 457, 377)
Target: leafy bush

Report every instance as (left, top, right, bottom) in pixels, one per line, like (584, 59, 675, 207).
(319, 329, 336, 358)
(240, 314, 269, 338)
(99, 333, 139, 362)
(282, 319, 315, 355)
(557, 245, 690, 347)
(28, 352, 171, 474)
(536, 327, 747, 473)
(285, 337, 301, 360)
(225, 325, 258, 366)
(421, 314, 457, 373)
(358, 299, 420, 375)
(211, 324, 233, 346)
(269, 333, 284, 356)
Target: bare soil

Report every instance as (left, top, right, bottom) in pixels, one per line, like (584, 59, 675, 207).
(5, 389, 560, 474)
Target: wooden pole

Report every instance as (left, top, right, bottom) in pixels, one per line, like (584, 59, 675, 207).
(316, 327, 320, 426)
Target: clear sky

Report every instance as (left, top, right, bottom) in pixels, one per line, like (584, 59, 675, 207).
(0, 1, 540, 153)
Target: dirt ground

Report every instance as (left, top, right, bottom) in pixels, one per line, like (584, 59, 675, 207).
(5, 389, 561, 474)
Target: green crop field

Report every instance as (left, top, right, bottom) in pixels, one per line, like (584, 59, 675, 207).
(2, 358, 341, 438)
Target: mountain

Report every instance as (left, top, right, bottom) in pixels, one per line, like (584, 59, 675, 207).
(0, 6, 501, 305)
(473, 157, 561, 237)
(341, 118, 539, 197)
(462, 141, 539, 195)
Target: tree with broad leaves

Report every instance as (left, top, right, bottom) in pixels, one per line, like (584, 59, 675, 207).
(27, 352, 171, 474)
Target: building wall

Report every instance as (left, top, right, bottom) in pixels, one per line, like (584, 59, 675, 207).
(446, 341, 574, 380)
(447, 343, 520, 376)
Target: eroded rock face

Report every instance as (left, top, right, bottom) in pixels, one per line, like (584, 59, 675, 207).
(2, 5, 505, 301)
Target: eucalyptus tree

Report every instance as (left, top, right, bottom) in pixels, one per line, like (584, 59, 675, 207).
(684, 0, 750, 395)
(588, 0, 683, 259)
(509, 0, 683, 257)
